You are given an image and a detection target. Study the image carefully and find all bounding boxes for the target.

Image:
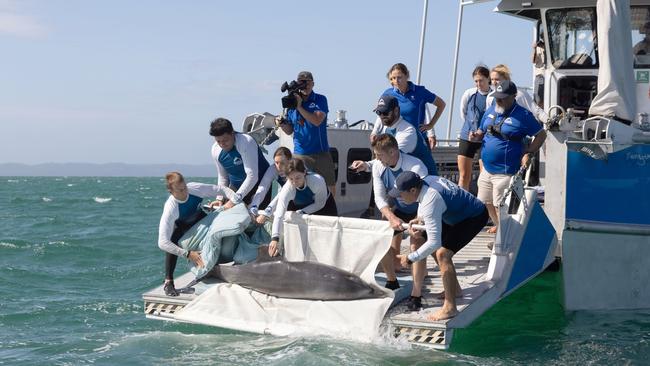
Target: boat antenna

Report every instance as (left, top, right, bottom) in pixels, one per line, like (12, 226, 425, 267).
(415, 0, 429, 85)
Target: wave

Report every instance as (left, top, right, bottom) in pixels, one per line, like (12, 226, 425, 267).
(7, 179, 19, 183)
(94, 197, 112, 203)
(0, 242, 19, 248)
(42, 197, 52, 202)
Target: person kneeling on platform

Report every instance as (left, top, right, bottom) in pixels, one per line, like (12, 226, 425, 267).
(393, 171, 488, 319)
(268, 158, 338, 257)
(158, 172, 240, 296)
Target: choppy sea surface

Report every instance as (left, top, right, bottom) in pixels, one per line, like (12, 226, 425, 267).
(1, 176, 649, 365)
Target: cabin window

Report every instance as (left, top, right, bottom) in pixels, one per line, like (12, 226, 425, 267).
(546, 8, 598, 69)
(330, 148, 339, 183)
(346, 148, 372, 185)
(632, 6, 650, 68)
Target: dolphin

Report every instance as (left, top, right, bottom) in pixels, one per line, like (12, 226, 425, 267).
(208, 246, 387, 301)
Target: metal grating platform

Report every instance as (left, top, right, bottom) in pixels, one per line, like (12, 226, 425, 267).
(143, 230, 496, 349)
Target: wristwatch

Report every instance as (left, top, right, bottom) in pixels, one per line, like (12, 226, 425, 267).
(407, 257, 413, 265)
(185, 250, 191, 258)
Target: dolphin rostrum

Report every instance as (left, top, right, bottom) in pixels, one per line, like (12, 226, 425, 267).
(208, 246, 387, 301)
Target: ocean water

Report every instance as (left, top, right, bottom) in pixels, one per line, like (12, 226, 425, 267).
(1, 176, 649, 365)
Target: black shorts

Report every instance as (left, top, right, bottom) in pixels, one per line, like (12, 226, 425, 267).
(392, 209, 417, 236)
(440, 208, 489, 254)
(458, 139, 482, 158)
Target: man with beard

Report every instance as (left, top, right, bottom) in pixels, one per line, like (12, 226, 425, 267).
(469, 80, 546, 233)
(370, 94, 438, 175)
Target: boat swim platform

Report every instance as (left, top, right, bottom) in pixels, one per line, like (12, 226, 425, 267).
(387, 231, 495, 349)
(143, 231, 496, 350)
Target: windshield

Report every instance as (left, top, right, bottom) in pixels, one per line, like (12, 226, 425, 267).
(632, 6, 650, 68)
(546, 8, 598, 69)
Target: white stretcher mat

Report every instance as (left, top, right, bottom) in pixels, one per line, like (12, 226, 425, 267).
(174, 213, 395, 341)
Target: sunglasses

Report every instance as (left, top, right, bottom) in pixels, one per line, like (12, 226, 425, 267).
(376, 110, 391, 117)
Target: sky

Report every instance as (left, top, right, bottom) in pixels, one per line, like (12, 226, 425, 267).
(1, 0, 536, 165)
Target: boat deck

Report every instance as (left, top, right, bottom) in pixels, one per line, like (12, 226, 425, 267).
(143, 230, 495, 349)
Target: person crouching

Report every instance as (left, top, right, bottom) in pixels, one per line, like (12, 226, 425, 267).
(158, 172, 240, 296)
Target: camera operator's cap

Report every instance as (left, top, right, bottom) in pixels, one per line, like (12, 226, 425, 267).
(297, 71, 313, 81)
(374, 94, 399, 114)
(388, 171, 422, 197)
(492, 80, 517, 99)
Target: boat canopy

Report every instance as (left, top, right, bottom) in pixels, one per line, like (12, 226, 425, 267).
(496, 0, 649, 20)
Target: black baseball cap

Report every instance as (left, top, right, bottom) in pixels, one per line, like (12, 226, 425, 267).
(374, 94, 398, 114)
(492, 80, 517, 99)
(388, 171, 422, 197)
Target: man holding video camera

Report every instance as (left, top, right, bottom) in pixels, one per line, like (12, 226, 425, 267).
(277, 71, 337, 195)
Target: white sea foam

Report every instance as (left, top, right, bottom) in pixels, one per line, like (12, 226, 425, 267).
(0, 242, 18, 248)
(7, 179, 19, 183)
(94, 197, 112, 203)
(67, 183, 76, 187)
(42, 197, 52, 202)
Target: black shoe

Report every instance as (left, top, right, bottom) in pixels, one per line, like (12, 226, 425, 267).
(405, 296, 422, 311)
(164, 281, 179, 297)
(385, 280, 400, 290)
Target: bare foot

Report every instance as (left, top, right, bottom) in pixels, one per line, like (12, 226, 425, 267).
(487, 226, 497, 234)
(433, 289, 463, 300)
(427, 306, 459, 321)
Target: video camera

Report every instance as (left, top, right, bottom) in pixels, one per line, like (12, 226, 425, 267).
(280, 79, 307, 109)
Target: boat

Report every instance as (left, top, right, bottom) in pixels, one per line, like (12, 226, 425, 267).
(143, 0, 650, 350)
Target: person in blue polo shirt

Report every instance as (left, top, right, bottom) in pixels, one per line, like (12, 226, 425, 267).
(380, 63, 446, 150)
(210, 118, 271, 206)
(370, 94, 438, 175)
(469, 80, 547, 234)
(393, 171, 488, 319)
(277, 71, 337, 195)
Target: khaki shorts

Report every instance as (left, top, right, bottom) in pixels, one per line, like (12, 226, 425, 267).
(477, 170, 512, 205)
(294, 151, 336, 186)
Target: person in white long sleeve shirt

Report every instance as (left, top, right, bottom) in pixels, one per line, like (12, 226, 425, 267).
(210, 118, 270, 205)
(370, 94, 438, 176)
(393, 171, 488, 319)
(349, 134, 427, 291)
(268, 158, 338, 256)
(249, 147, 292, 225)
(158, 172, 240, 296)
(457, 66, 491, 191)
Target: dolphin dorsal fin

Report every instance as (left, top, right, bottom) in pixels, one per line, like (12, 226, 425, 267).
(257, 245, 280, 262)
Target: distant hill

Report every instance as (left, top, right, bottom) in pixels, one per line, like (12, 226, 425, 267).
(0, 163, 216, 177)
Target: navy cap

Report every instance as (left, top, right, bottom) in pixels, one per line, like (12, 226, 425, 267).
(374, 94, 398, 114)
(492, 80, 517, 99)
(388, 171, 422, 197)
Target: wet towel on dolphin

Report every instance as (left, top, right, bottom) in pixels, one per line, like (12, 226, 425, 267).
(174, 212, 395, 342)
(178, 203, 267, 278)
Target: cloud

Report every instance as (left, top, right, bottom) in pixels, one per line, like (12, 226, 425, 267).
(0, 12, 47, 39)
